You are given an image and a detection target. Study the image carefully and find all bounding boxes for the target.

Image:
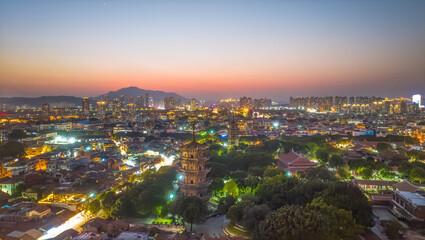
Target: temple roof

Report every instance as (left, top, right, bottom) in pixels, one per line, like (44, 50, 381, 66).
(393, 180, 423, 193)
(181, 139, 208, 150)
(277, 149, 302, 163)
(277, 149, 318, 170)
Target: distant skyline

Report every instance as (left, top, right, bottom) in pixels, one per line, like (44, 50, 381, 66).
(1, 0, 425, 101)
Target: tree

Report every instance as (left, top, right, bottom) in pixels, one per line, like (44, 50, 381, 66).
(359, 167, 374, 179)
(230, 170, 248, 185)
(315, 148, 329, 163)
(398, 162, 425, 183)
(101, 191, 117, 210)
(0, 141, 25, 158)
(316, 182, 373, 227)
(263, 166, 285, 178)
(87, 199, 101, 214)
(381, 220, 404, 240)
(253, 203, 363, 240)
(242, 204, 271, 232)
(336, 165, 350, 180)
(207, 162, 229, 178)
(304, 166, 336, 181)
(238, 143, 249, 152)
(8, 129, 26, 140)
(248, 166, 266, 177)
(254, 175, 301, 209)
(209, 177, 224, 195)
(223, 179, 239, 197)
(329, 154, 344, 168)
(378, 167, 397, 180)
(377, 143, 393, 153)
(12, 183, 26, 197)
(227, 200, 253, 224)
(172, 196, 207, 231)
(217, 195, 236, 214)
(310, 199, 364, 239)
(409, 167, 425, 183)
(111, 197, 135, 218)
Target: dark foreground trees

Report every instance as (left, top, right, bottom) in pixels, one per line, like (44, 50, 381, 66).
(171, 196, 208, 231)
(253, 201, 363, 240)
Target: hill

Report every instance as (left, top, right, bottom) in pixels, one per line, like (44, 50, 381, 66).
(0, 96, 83, 107)
(0, 87, 189, 107)
(96, 86, 189, 102)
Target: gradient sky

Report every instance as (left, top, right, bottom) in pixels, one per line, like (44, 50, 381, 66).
(1, 0, 425, 101)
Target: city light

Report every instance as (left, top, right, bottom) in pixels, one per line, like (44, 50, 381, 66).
(124, 159, 136, 167)
(168, 192, 175, 200)
(52, 136, 77, 144)
(412, 94, 422, 108)
(39, 212, 87, 240)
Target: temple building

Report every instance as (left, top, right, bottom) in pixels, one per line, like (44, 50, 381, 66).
(277, 149, 318, 174)
(177, 134, 211, 200)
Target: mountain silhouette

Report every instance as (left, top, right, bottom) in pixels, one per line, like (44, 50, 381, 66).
(0, 87, 188, 107)
(96, 86, 188, 102)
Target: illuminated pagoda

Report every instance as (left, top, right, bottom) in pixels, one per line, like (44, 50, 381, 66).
(228, 112, 239, 148)
(177, 125, 211, 200)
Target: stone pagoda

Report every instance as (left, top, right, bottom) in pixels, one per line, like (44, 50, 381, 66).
(177, 125, 211, 200)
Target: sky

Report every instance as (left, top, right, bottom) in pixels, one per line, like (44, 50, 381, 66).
(1, 0, 425, 101)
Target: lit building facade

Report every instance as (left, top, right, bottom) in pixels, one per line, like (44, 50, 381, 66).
(82, 97, 90, 116)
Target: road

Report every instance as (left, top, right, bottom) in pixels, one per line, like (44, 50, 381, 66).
(189, 215, 229, 238)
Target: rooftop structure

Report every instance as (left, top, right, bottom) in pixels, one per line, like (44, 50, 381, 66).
(277, 149, 318, 174)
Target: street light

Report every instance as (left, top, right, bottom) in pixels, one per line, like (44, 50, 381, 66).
(168, 192, 176, 201)
(177, 174, 184, 181)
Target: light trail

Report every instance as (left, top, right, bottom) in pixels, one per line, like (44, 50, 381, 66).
(38, 212, 88, 240)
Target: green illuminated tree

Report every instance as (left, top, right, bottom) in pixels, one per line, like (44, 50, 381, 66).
(87, 199, 101, 214)
(223, 179, 239, 197)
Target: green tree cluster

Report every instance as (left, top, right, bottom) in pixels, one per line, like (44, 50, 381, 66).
(89, 166, 177, 218)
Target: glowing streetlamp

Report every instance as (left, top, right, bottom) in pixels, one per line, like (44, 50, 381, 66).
(168, 192, 175, 201)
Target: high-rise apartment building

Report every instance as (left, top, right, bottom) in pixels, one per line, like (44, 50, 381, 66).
(96, 101, 106, 115)
(137, 96, 144, 109)
(82, 97, 90, 115)
(103, 95, 110, 110)
(119, 95, 125, 108)
(112, 99, 121, 115)
(253, 98, 272, 109)
(190, 98, 197, 111)
(42, 103, 50, 116)
(239, 96, 253, 109)
(145, 93, 150, 108)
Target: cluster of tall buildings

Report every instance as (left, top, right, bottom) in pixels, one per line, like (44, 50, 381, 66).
(290, 95, 423, 114)
(83, 93, 152, 116)
(239, 97, 272, 109)
(164, 97, 182, 110)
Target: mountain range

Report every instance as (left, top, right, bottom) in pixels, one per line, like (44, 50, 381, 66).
(95, 87, 188, 102)
(0, 87, 188, 107)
